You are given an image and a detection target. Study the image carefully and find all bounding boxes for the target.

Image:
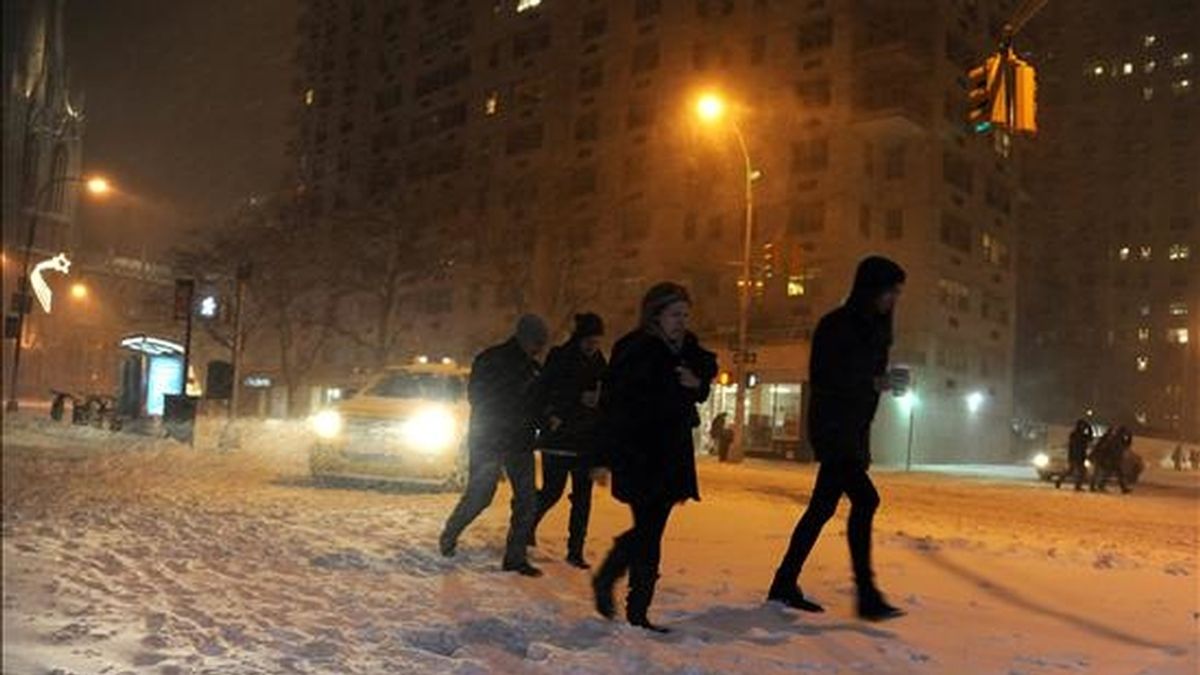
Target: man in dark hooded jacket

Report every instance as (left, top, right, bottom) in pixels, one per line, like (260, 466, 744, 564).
(1057, 419, 1093, 490)
(440, 314, 549, 576)
(767, 256, 906, 621)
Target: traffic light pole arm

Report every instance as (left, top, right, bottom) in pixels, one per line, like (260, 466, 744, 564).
(1003, 0, 1050, 42)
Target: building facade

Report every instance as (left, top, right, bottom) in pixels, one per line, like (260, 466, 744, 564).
(1019, 0, 1198, 441)
(288, 0, 1027, 462)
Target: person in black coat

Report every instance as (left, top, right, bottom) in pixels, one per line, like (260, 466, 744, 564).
(767, 256, 907, 621)
(531, 312, 608, 569)
(1058, 419, 1093, 490)
(440, 314, 549, 577)
(591, 282, 717, 633)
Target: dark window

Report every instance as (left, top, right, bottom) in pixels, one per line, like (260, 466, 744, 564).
(885, 208, 903, 239)
(788, 201, 826, 235)
(795, 78, 831, 106)
(579, 62, 604, 90)
(567, 165, 598, 196)
(513, 24, 551, 59)
(796, 17, 833, 54)
(410, 101, 467, 140)
(942, 149, 973, 193)
(884, 145, 905, 179)
(632, 41, 660, 73)
(574, 112, 599, 141)
(374, 83, 404, 113)
(627, 101, 656, 129)
(581, 9, 607, 39)
(635, 0, 662, 20)
(940, 212, 972, 252)
(750, 35, 767, 64)
(415, 58, 470, 97)
(791, 137, 829, 173)
(505, 123, 544, 154)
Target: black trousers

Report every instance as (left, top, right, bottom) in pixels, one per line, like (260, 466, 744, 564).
(533, 452, 593, 557)
(773, 460, 880, 591)
(441, 446, 537, 567)
(596, 499, 674, 617)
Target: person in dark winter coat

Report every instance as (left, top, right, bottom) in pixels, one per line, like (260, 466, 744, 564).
(591, 282, 717, 633)
(440, 314, 549, 577)
(767, 256, 907, 622)
(531, 312, 608, 569)
(1090, 425, 1132, 494)
(1058, 419, 1094, 490)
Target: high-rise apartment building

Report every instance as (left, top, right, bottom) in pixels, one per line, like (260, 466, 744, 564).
(289, 0, 1027, 462)
(1019, 0, 1198, 441)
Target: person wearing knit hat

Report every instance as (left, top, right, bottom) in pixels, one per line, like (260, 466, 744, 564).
(591, 282, 717, 633)
(767, 256, 907, 621)
(530, 312, 608, 569)
(441, 314, 549, 577)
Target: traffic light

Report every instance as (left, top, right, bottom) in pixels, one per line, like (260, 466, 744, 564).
(1011, 54, 1037, 133)
(967, 54, 1005, 133)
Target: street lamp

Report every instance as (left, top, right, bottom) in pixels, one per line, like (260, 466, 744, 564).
(694, 90, 755, 463)
(69, 282, 89, 300)
(5, 173, 112, 412)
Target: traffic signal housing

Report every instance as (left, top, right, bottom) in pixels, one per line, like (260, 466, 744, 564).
(967, 54, 1005, 133)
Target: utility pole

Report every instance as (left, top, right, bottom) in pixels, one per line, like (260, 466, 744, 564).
(229, 262, 251, 419)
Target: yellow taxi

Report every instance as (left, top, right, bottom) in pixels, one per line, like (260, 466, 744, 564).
(309, 359, 470, 487)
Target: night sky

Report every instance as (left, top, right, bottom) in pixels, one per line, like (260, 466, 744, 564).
(65, 0, 297, 249)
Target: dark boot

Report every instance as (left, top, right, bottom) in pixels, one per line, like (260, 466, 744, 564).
(501, 560, 544, 577)
(626, 569, 669, 633)
(767, 577, 825, 613)
(566, 550, 591, 570)
(592, 539, 631, 620)
(438, 531, 457, 558)
(856, 586, 904, 622)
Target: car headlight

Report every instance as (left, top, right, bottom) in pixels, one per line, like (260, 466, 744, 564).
(311, 410, 344, 439)
(1032, 452, 1050, 469)
(401, 407, 457, 455)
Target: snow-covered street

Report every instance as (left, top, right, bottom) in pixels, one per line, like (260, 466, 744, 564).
(3, 418, 1197, 674)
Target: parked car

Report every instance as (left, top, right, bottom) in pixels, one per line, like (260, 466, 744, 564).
(309, 361, 469, 488)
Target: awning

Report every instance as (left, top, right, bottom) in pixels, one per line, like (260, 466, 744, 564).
(119, 334, 184, 356)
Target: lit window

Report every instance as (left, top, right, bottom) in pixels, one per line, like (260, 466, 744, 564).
(517, 0, 543, 12)
(1139, 304, 1152, 317)
(484, 90, 500, 115)
(1169, 302, 1189, 317)
(1139, 245, 1152, 260)
(1122, 62, 1134, 75)
(787, 276, 806, 297)
(1143, 86, 1154, 101)
(1169, 244, 1191, 260)
(1118, 246, 1131, 261)
(1136, 355, 1149, 372)
(304, 88, 315, 106)
(1137, 327, 1150, 342)
(1173, 79, 1192, 94)
(1145, 60, 1156, 73)
(1135, 411, 1148, 425)
(1173, 52, 1192, 67)
(1092, 64, 1105, 76)
(1144, 35, 1157, 48)
(1168, 328, 1190, 344)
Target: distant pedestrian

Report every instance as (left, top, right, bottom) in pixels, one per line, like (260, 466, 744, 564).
(1057, 419, 1093, 490)
(1190, 447, 1200, 471)
(767, 256, 907, 622)
(440, 314, 549, 576)
(1090, 426, 1132, 494)
(531, 312, 608, 570)
(1172, 444, 1185, 472)
(591, 282, 717, 633)
(709, 412, 734, 462)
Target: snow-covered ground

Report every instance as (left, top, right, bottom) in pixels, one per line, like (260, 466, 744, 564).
(3, 416, 1197, 674)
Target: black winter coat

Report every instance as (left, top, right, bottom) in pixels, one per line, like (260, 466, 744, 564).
(467, 338, 541, 454)
(534, 340, 607, 456)
(599, 330, 717, 505)
(1068, 427, 1092, 464)
(807, 305, 890, 465)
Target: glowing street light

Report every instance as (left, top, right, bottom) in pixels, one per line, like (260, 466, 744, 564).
(966, 391, 986, 414)
(70, 282, 89, 300)
(85, 176, 112, 196)
(693, 90, 755, 463)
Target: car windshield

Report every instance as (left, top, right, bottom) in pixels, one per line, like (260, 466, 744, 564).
(366, 372, 465, 401)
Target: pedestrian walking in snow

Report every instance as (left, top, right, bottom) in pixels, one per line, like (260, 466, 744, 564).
(709, 412, 734, 462)
(530, 312, 608, 570)
(591, 283, 717, 633)
(1171, 444, 1184, 472)
(1057, 419, 1093, 490)
(1190, 447, 1200, 471)
(1090, 426, 1132, 494)
(767, 256, 907, 622)
(440, 314, 549, 576)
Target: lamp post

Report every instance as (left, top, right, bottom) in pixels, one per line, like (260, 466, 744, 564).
(5, 175, 110, 412)
(695, 92, 755, 463)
